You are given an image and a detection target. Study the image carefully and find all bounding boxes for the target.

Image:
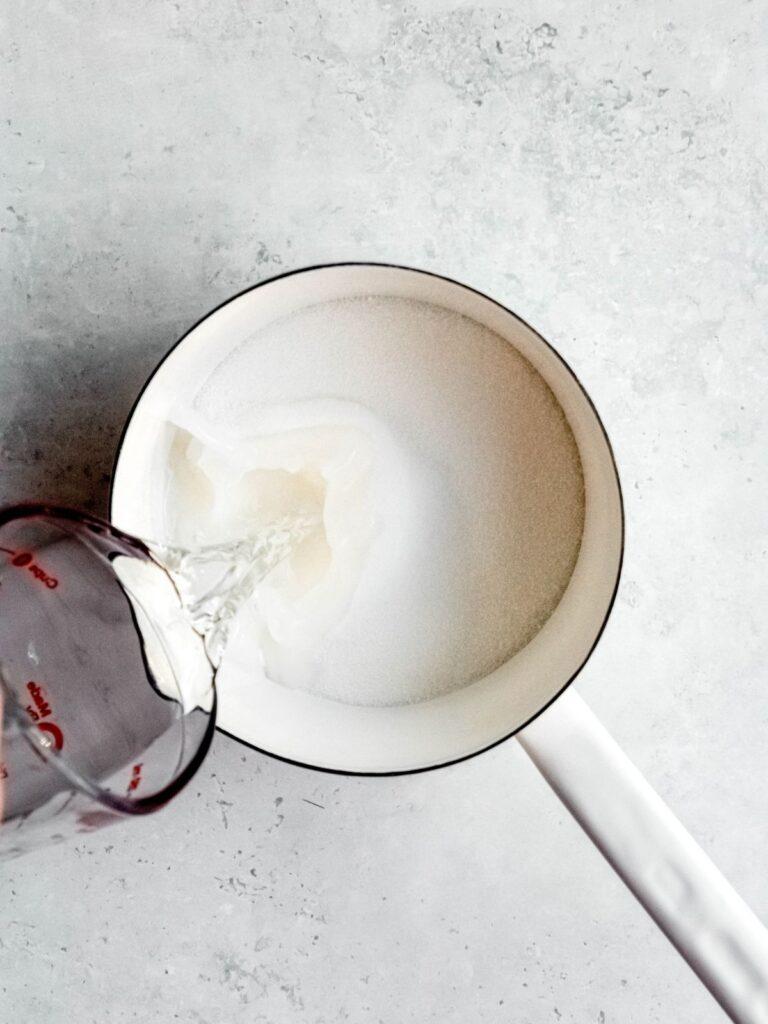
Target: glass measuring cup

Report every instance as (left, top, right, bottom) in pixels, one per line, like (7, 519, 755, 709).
(0, 504, 216, 860)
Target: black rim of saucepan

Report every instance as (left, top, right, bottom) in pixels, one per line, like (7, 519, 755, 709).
(109, 261, 625, 779)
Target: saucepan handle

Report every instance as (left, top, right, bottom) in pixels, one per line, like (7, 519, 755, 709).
(518, 687, 768, 1024)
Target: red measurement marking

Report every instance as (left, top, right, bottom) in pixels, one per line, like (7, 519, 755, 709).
(3, 550, 58, 588)
(37, 721, 64, 751)
(127, 762, 143, 794)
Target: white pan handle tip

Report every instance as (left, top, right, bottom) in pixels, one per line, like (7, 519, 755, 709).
(518, 687, 768, 1024)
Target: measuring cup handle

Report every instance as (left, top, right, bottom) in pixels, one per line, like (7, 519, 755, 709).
(518, 687, 768, 1024)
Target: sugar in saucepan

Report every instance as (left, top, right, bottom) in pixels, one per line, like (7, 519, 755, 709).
(160, 296, 585, 707)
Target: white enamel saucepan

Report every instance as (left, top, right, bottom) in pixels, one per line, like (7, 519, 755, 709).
(111, 263, 768, 1023)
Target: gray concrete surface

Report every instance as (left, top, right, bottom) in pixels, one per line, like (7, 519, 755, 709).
(2, 2, 767, 1021)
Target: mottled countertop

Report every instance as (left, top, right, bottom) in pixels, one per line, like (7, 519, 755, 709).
(2, 3, 767, 1022)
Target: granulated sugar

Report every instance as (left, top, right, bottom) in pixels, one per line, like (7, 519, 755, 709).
(160, 296, 585, 706)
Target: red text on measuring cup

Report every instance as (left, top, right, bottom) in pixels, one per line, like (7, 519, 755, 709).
(13, 552, 58, 589)
(1, 548, 59, 588)
(25, 682, 65, 751)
